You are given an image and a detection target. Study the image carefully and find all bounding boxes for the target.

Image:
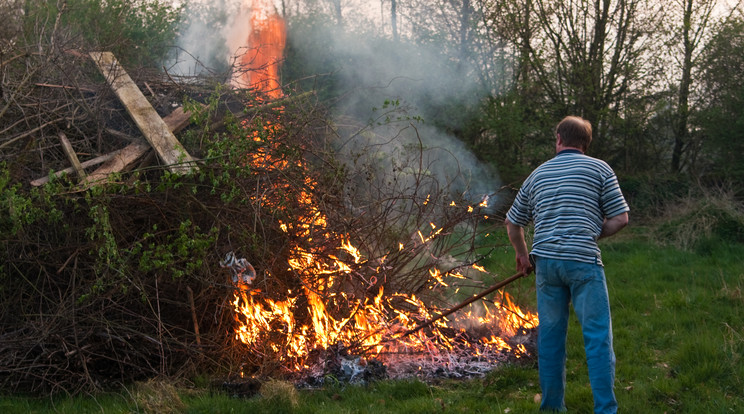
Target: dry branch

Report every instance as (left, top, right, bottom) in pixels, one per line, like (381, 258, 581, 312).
(186, 287, 202, 346)
(35, 83, 96, 93)
(0, 118, 65, 150)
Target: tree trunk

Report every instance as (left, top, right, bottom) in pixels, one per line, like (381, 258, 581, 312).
(671, 0, 717, 173)
(330, 0, 343, 25)
(459, 0, 472, 60)
(391, 0, 398, 41)
(672, 0, 694, 173)
(518, 0, 532, 87)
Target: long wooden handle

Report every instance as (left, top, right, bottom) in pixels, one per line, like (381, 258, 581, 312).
(398, 271, 527, 339)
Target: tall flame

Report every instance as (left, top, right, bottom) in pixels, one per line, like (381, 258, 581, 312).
(229, 0, 286, 98)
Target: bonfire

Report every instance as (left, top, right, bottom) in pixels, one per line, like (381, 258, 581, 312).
(0, 0, 538, 396)
(219, 0, 538, 388)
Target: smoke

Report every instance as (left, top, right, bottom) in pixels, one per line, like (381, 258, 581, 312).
(170, 2, 501, 205)
(291, 25, 501, 206)
(222, 2, 254, 68)
(167, 0, 253, 76)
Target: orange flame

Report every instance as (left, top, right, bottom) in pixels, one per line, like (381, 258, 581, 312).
(230, 0, 286, 99)
(227, 1, 538, 372)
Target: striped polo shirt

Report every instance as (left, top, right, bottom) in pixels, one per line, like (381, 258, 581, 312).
(506, 150, 629, 266)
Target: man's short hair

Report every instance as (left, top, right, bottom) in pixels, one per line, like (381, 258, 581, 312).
(556, 116, 592, 151)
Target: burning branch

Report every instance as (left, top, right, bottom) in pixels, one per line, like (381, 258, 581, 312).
(220, 115, 538, 377)
(394, 271, 528, 341)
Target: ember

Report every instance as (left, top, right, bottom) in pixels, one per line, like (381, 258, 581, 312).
(226, 246, 537, 379)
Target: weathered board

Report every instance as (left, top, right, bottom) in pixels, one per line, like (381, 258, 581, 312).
(31, 105, 197, 186)
(31, 148, 123, 186)
(89, 51, 196, 174)
(81, 106, 198, 185)
(81, 141, 151, 186)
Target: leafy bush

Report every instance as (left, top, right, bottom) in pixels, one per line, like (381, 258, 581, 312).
(619, 174, 693, 223)
(24, 0, 182, 68)
(0, 90, 312, 394)
(655, 187, 744, 251)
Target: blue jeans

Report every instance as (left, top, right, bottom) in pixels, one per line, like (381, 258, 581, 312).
(535, 256, 617, 414)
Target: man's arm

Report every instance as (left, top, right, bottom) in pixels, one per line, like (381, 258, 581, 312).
(599, 212, 629, 239)
(505, 218, 534, 275)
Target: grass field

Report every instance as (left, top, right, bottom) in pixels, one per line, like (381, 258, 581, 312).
(2, 227, 743, 413)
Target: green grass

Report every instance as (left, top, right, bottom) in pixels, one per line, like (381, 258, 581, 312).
(2, 230, 743, 413)
(603, 234, 744, 413)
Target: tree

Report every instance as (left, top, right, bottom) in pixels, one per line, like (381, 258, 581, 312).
(391, 0, 399, 41)
(480, 0, 552, 181)
(529, 0, 665, 159)
(666, 0, 719, 173)
(328, 0, 344, 24)
(695, 15, 744, 182)
(478, 0, 668, 175)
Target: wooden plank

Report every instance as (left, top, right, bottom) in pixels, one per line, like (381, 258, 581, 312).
(31, 146, 135, 186)
(81, 106, 197, 186)
(162, 105, 195, 134)
(89, 51, 196, 174)
(57, 132, 87, 179)
(81, 141, 150, 186)
(31, 105, 196, 187)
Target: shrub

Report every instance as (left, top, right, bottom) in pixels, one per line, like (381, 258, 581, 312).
(27, 0, 183, 68)
(619, 174, 693, 223)
(655, 187, 744, 251)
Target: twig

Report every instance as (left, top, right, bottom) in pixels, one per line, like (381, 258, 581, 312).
(35, 83, 95, 93)
(350, 271, 528, 354)
(187, 287, 202, 346)
(0, 117, 65, 150)
(399, 271, 527, 338)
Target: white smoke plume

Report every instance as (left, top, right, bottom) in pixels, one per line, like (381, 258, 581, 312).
(167, 0, 256, 76)
(297, 26, 501, 206)
(171, 1, 501, 205)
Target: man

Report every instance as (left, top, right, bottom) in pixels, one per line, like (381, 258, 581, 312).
(505, 116, 629, 413)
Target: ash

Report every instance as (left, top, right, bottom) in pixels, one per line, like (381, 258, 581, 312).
(297, 327, 536, 387)
(384, 326, 536, 381)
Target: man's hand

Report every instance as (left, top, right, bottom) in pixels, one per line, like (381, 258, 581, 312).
(515, 253, 534, 275)
(505, 219, 534, 275)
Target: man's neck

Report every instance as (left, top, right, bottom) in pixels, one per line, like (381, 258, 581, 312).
(556, 147, 584, 155)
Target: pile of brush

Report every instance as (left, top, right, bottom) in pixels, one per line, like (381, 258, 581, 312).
(0, 35, 509, 397)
